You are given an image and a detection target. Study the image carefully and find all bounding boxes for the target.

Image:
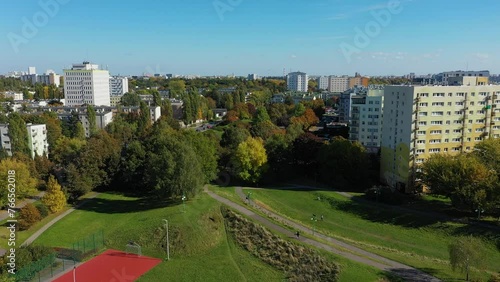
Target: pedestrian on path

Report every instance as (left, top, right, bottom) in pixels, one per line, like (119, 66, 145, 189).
(296, 231, 300, 239)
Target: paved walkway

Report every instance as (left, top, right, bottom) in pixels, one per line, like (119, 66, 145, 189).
(22, 192, 100, 247)
(205, 186, 440, 282)
(0, 191, 45, 222)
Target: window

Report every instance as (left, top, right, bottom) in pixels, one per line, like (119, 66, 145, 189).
(476, 119, 485, 123)
(416, 159, 424, 164)
(431, 121, 443, 125)
(475, 137, 483, 141)
(456, 93, 465, 97)
(453, 129, 462, 133)
(432, 111, 444, 116)
(419, 112, 428, 116)
(416, 149, 425, 154)
(456, 102, 464, 106)
(430, 130, 442, 134)
(429, 148, 441, 153)
(432, 102, 444, 106)
(419, 93, 429, 97)
(418, 121, 427, 126)
(452, 138, 461, 142)
(454, 111, 463, 115)
(417, 131, 426, 135)
(417, 140, 426, 144)
(419, 102, 428, 107)
(433, 93, 445, 97)
(429, 139, 441, 144)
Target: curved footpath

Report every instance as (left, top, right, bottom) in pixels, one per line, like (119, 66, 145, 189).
(204, 186, 440, 282)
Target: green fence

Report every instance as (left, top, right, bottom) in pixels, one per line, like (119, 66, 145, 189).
(70, 230, 105, 261)
(16, 253, 56, 282)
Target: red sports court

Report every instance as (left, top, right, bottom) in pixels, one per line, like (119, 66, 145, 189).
(53, 249, 162, 282)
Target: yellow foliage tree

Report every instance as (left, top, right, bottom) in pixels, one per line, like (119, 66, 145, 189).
(232, 137, 268, 183)
(0, 159, 38, 207)
(42, 176, 66, 213)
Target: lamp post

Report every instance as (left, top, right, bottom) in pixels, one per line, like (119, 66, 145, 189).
(311, 214, 317, 235)
(73, 266, 76, 282)
(475, 208, 484, 220)
(182, 192, 186, 213)
(163, 219, 170, 260)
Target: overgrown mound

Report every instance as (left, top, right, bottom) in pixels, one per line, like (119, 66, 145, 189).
(222, 206, 340, 282)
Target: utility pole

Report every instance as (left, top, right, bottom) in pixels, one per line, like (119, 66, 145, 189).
(163, 219, 170, 260)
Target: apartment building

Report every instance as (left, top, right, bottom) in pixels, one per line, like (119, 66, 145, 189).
(64, 62, 111, 106)
(317, 76, 329, 91)
(287, 72, 308, 92)
(328, 76, 349, 93)
(0, 123, 48, 158)
(349, 87, 384, 153)
(380, 77, 500, 192)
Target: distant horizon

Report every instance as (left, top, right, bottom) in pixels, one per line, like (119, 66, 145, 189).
(2, 0, 500, 76)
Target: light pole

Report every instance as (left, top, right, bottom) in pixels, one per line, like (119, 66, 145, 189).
(163, 219, 170, 260)
(73, 266, 76, 282)
(182, 192, 186, 213)
(311, 214, 317, 235)
(475, 208, 484, 220)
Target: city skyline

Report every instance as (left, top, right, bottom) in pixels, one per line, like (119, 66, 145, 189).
(1, 0, 500, 76)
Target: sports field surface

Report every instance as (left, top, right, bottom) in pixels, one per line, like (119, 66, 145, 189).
(53, 249, 161, 282)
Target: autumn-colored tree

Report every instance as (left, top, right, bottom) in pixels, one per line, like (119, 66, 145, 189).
(225, 110, 239, 123)
(232, 137, 268, 183)
(0, 159, 38, 207)
(42, 176, 67, 213)
(18, 203, 42, 230)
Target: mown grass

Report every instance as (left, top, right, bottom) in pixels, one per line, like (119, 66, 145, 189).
(33, 192, 282, 281)
(243, 188, 500, 282)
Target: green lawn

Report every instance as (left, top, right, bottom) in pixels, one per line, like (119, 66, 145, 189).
(33, 191, 392, 281)
(243, 188, 500, 282)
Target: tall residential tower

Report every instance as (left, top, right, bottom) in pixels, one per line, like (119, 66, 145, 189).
(64, 62, 111, 106)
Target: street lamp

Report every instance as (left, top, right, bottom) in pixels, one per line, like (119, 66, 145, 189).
(311, 214, 317, 235)
(163, 219, 170, 260)
(475, 208, 485, 220)
(182, 192, 187, 213)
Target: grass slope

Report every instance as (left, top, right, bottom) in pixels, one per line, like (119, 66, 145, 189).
(243, 188, 500, 281)
(34, 192, 283, 281)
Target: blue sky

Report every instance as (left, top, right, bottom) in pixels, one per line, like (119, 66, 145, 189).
(1, 0, 499, 76)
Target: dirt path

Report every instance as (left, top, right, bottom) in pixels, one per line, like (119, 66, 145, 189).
(0, 191, 45, 222)
(205, 186, 440, 282)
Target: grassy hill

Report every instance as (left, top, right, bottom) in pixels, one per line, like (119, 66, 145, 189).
(33, 192, 394, 281)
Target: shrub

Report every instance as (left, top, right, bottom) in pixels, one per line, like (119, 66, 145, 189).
(222, 206, 340, 281)
(35, 203, 49, 218)
(18, 203, 42, 231)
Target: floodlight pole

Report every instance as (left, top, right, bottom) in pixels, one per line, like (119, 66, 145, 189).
(163, 219, 170, 260)
(73, 266, 76, 282)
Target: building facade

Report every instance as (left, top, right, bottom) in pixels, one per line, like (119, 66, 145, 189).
(437, 70, 490, 85)
(109, 76, 129, 96)
(64, 62, 111, 107)
(328, 76, 349, 93)
(349, 87, 384, 153)
(349, 75, 369, 88)
(317, 76, 329, 91)
(287, 72, 308, 92)
(380, 77, 500, 192)
(0, 123, 48, 158)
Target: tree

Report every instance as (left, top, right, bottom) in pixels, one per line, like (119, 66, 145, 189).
(0, 159, 37, 207)
(74, 121, 86, 140)
(293, 103, 306, 117)
(420, 154, 498, 211)
(8, 113, 30, 156)
(254, 107, 271, 123)
(232, 137, 268, 183)
(51, 136, 86, 165)
(87, 104, 97, 136)
(449, 236, 485, 281)
(169, 80, 186, 97)
(221, 126, 251, 149)
(144, 128, 204, 198)
(42, 175, 66, 213)
(18, 203, 42, 230)
(138, 101, 151, 132)
(182, 131, 219, 183)
(121, 92, 141, 106)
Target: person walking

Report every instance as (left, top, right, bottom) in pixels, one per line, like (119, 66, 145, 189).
(296, 231, 300, 239)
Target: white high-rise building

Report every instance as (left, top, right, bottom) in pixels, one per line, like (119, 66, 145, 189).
(287, 72, 308, 92)
(64, 62, 111, 106)
(380, 77, 500, 192)
(349, 87, 384, 153)
(317, 76, 329, 91)
(28, 67, 36, 75)
(110, 76, 129, 96)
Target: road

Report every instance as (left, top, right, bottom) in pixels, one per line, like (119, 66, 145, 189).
(204, 186, 440, 282)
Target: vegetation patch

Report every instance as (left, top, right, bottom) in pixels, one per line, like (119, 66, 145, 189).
(222, 206, 340, 282)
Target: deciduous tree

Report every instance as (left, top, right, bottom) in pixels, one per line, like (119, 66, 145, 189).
(42, 175, 66, 213)
(232, 137, 268, 183)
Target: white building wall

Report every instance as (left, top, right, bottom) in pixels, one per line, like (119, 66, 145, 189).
(26, 124, 49, 158)
(328, 76, 349, 93)
(287, 72, 308, 92)
(317, 76, 329, 90)
(64, 62, 110, 107)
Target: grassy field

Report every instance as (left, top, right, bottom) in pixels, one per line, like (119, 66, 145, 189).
(242, 188, 500, 282)
(33, 191, 392, 281)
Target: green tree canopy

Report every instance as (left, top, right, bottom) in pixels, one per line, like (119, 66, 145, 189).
(231, 137, 268, 183)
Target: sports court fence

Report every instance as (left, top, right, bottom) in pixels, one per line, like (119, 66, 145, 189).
(70, 230, 105, 261)
(16, 253, 56, 281)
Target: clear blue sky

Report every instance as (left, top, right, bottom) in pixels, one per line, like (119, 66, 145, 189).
(1, 0, 499, 76)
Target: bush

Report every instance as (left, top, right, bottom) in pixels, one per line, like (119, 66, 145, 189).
(18, 203, 42, 231)
(222, 206, 340, 282)
(35, 203, 49, 218)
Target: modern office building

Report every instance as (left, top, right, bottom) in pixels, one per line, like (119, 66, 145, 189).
(349, 86, 384, 153)
(328, 76, 350, 93)
(287, 72, 308, 92)
(317, 76, 329, 91)
(64, 62, 111, 107)
(436, 70, 490, 85)
(380, 77, 500, 192)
